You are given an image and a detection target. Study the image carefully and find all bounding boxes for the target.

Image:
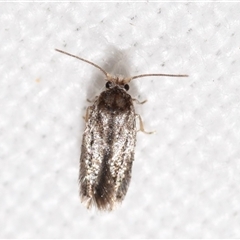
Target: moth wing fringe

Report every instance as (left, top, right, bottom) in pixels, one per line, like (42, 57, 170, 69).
(80, 193, 121, 211)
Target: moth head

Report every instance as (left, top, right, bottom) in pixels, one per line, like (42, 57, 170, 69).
(105, 74, 131, 91)
(105, 80, 130, 91)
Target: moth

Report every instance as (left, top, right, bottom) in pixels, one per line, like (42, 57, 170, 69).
(55, 48, 188, 211)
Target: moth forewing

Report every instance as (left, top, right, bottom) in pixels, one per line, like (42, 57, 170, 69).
(80, 86, 136, 211)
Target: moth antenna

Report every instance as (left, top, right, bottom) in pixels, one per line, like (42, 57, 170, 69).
(55, 49, 109, 78)
(124, 73, 188, 84)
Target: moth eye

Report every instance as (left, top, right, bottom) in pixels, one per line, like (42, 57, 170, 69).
(106, 81, 112, 89)
(124, 84, 129, 91)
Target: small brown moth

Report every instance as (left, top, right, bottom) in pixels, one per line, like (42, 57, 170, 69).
(55, 48, 188, 211)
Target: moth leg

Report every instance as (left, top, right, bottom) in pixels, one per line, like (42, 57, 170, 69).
(132, 98, 147, 104)
(83, 106, 92, 122)
(87, 96, 98, 103)
(135, 114, 155, 134)
(83, 98, 96, 121)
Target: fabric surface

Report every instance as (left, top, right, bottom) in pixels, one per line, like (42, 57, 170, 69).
(0, 2, 240, 238)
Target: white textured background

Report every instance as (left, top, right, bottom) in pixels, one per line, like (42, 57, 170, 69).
(1, 2, 240, 238)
